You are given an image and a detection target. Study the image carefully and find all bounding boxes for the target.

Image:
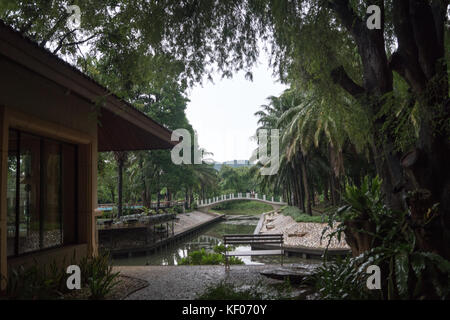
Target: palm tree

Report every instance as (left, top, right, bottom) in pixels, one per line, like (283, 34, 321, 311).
(254, 87, 368, 214)
(113, 151, 128, 218)
(191, 163, 219, 202)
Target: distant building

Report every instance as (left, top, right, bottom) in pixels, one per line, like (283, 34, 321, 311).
(213, 160, 253, 171)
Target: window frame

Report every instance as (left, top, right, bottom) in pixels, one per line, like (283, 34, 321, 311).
(7, 128, 79, 257)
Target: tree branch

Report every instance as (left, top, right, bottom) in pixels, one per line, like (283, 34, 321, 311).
(409, 0, 443, 80)
(330, 66, 365, 97)
(52, 28, 78, 53)
(390, 0, 427, 93)
(39, 12, 70, 47)
(53, 33, 98, 54)
(326, 0, 392, 94)
(326, 0, 367, 42)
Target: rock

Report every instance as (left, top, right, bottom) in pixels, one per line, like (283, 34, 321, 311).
(266, 224, 275, 230)
(288, 232, 307, 238)
(260, 266, 316, 284)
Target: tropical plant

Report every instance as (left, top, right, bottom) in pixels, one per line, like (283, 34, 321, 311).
(178, 246, 244, 266)
(79, 252, 121, 300)
(317, 177, 450, 300)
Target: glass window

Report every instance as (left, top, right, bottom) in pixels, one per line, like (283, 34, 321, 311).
(7, 130, 18, 256)
(19, 133, 41, 254)
(42, 139, 62, 249)
(7, 129, 78, 257)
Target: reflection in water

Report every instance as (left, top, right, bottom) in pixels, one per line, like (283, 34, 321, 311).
(112, 217, 321, 266)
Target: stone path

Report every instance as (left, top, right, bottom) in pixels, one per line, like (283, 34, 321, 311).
(114, 265, 287, 300)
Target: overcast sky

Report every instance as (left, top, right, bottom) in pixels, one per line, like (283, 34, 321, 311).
(186, 54, 287, 163)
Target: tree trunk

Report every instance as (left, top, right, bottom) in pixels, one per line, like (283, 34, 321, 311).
(299, 153, 312, 215)
(156, 191, 160, 210)
(329, 178, 335, 206)
(117, 162, 123, 217)
(113, 151, 128, 218)
(328, 0, 449, 258)
(324, 182, 329, 203)
(139, 159, 151, 208)
(298, 171, 305, 213)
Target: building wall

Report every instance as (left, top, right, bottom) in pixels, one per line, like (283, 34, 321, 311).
(0, 56, 99, 289)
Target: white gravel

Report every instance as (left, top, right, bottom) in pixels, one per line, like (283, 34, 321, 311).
(260, 212, 349, 249)
(114, 265, 304, 300)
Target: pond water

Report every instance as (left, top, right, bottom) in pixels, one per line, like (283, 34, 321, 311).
(112, 214, 322, 266)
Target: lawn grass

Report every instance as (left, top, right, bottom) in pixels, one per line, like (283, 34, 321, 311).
(280, 206, 326, 223)
(210, 200, 273, 215)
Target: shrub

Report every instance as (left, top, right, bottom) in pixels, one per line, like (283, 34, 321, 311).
(100, 209, 115, 219)
(212, 200, 272, 215)
(173, 205, 183, 214)
(165, 207, 174, 214)
(316, 176, 450, 300)
(4, 262, 66, 300)
(178, 246, 244, 266)
(79, 252, 121, 300)
(3, 252, 120, 300)
(280, 206, 325, 223)
(305, 255, 379, 300)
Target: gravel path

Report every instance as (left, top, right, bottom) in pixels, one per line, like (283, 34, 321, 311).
(114, 265, 286, 300)
(261, 212, 349, 249)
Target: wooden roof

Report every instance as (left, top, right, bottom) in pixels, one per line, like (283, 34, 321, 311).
(0, 20, 175, 151)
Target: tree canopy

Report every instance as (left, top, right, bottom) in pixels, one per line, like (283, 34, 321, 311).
(1, 1, 449, 298)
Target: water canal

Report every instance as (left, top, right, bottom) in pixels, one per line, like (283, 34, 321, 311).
(112, 213, 322, 266)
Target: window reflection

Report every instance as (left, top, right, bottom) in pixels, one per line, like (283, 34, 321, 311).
(7, 129, 77, 257)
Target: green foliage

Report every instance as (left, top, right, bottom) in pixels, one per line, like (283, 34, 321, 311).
(79, 252, 121, 300)
(3, 252, 120, 300)
(317, 177, 450, 300)
(218, 165, 259, 193)
(139, 206, 156, 215)
(212, 200, 272, 215)
(306, 255, 379, 300)
(178, 246, 244, 266)
(4, 259, 68, 300)
(213, 244, 232, 254)
(280, 206, 325, 223)
(309, 247, 450, 300)
(322, 176, 384, 247)
(173, 205, 184, 214)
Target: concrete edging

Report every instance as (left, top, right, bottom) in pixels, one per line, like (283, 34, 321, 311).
(108, 214, 225, 258)
(253, 210, 274, 235)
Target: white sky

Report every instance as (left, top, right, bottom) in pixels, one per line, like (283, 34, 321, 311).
(186, 54, 287, 163)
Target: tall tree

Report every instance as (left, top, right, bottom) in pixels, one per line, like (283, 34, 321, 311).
(3, 0, 449, 257)
(113, 151, 128, 217)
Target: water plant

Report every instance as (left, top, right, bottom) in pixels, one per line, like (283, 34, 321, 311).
(178, 245, 244, 266)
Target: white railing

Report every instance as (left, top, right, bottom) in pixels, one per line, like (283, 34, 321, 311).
(196, 193, 286, 208)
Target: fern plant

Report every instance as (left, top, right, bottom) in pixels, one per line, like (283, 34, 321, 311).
(316, 176, 450, 300)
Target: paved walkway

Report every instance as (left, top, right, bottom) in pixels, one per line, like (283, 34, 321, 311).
(114, 265, 286, 300)
(174, 211, 221, 234)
